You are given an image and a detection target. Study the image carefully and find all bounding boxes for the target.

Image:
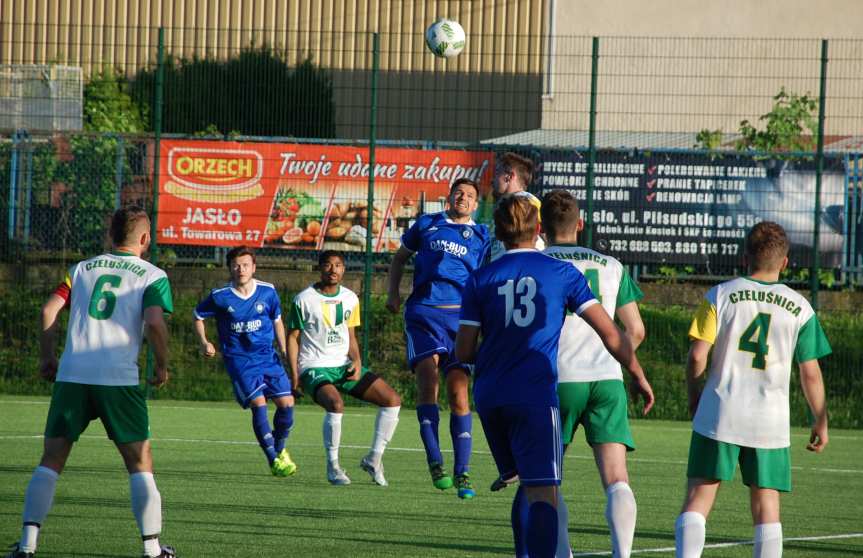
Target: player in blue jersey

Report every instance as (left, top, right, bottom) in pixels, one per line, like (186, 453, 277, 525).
(386, 178, 490, 498)
(193, 246, 297, 477)
(455, 195, 651, 558)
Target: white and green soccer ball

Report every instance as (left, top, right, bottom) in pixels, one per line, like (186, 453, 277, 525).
(425, 18, 466, 58)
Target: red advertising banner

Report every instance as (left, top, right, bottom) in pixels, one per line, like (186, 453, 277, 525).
(157, 140, 495, 252)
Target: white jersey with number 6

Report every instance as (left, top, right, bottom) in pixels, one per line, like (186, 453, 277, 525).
(544, 245, 643, 383)
(689, 277, 831, 448)
(57, 252, 173, 386)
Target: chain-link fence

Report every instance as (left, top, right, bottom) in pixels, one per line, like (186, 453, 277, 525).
(1, 26, 862, 425)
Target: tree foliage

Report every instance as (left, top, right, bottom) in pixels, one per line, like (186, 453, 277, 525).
(736, 87, 818, 153)
(83, 69, 148, 133)
(131, 46, 336, 138)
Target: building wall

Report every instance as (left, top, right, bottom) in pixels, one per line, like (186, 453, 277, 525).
(542, 0, 863, 136)
(0, 0, 546, 142)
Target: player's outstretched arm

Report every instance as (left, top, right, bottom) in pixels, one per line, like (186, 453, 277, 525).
(193, 318, 216, 357)
(386, 246, 413, 313)
(686, 340, 711, 418)
(39, 293, 66, 381)
(286, 328, 304, 398)
(144, 306, 170, 388)
(454, 324, 480, 365)
(580, 304, 654, 414)
(615, 301, 646, 351)
(799, 359, 829, 453)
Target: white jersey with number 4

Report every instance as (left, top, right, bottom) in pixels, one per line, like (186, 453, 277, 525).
(544, 245, 643, 383)
(689, 277, 831, 448)
(57, 252, 173, 386)
(288, 285, 361, 372)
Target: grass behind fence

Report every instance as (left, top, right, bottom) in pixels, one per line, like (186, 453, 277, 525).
(0, 292, 860, 428)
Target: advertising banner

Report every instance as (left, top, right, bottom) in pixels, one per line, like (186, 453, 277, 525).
(536, 150, 847, 267)
(156, 140, 495, 252)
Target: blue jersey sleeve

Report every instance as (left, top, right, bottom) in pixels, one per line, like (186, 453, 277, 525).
(401, 217, 423, 252)
(194, 292, 218, 319)
(564, 265, 598, 315)
(459, 274, 482, 327)
(269, 289, 283, 321)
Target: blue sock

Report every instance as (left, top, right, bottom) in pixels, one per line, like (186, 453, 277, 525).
(273, 406, 294, 454)
(416, 404, 443, 466)
(450, 412, 472, 476)
(251, 405, 277, 465)
(512, 486, 530, 558)
(527, 501, 559, 558)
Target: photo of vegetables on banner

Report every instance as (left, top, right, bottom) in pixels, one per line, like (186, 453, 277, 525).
(156, 140, 494, 252)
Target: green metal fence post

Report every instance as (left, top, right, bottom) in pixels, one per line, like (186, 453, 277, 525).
(811, 39, 828, 311)
(585, 37, 599, 248)
(361, 32, 380, 366)
(146, 27, 166, 394)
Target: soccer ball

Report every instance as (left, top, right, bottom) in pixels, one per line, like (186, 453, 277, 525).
(425, 19, 466, 58)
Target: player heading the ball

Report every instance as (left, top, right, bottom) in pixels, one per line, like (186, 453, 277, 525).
(193, 246, 298, 478)
(387, 178, 490, 498)
(675, 221, 831, 558)
(287, 250, 401, 486)
(455, 194, 650, 558)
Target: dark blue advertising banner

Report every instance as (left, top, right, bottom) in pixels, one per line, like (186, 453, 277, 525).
(534, 150, 847, 268)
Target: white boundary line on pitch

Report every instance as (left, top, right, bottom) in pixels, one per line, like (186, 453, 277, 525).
(2, 399, 861, 441)
(572, 532, 863, 556)
(1, 434, 862, 475)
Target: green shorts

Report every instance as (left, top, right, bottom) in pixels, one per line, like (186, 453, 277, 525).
(686, 431, 791, 492)
(301, 365, 371, 398)
(44, 381, 150, 444)
(557, 379, 635, 450)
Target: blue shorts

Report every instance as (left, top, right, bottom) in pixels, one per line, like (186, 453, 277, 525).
(224, 353, 292, 409)
(478, 405, 563, 487)
(403, 303, 466, 373)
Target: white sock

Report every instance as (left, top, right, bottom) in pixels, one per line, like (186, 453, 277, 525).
(324, 412, 343, 464)
(129, 472, 162, 557)
(753, 522, 782, 558)
(20, 465, 59, 553)
(606, 481, 637, 558)
(675, 511, 706, 558)
(369, 406, 400, 464)
(557, 493, 572, 558)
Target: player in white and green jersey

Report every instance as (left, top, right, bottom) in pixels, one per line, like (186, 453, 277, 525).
(287, 250, 401, 486)
(540, 189, 654, 558)
(675, 221, 831, 558)
(488, 152, 545, 261)
(6, 208, 176, 558)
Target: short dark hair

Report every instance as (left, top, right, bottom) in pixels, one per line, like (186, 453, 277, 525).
(745, 221, 789, 270)
(318, 249, 344, 266)
(226, 246, 256, 267)
(109, 206, 149, 246)
(540, 189, 581, 241)
(494, 194, 539, 245)
(497, 152, 535, 188)
(450, 177, 480, 197)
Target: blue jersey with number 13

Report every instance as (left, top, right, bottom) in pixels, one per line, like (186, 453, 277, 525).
(459, 249, 597, 410)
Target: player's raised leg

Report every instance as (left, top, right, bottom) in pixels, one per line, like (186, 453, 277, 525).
(414, 354, 452, 489)
(350, 372, 402, 486)
(315, 383, 351, 485)
(446, 366, 474, 498)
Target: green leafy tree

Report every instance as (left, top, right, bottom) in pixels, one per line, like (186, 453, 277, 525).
(736, 87, 818, 153)
(83, 69, 148, 133)
(131, 47, 335, 138)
